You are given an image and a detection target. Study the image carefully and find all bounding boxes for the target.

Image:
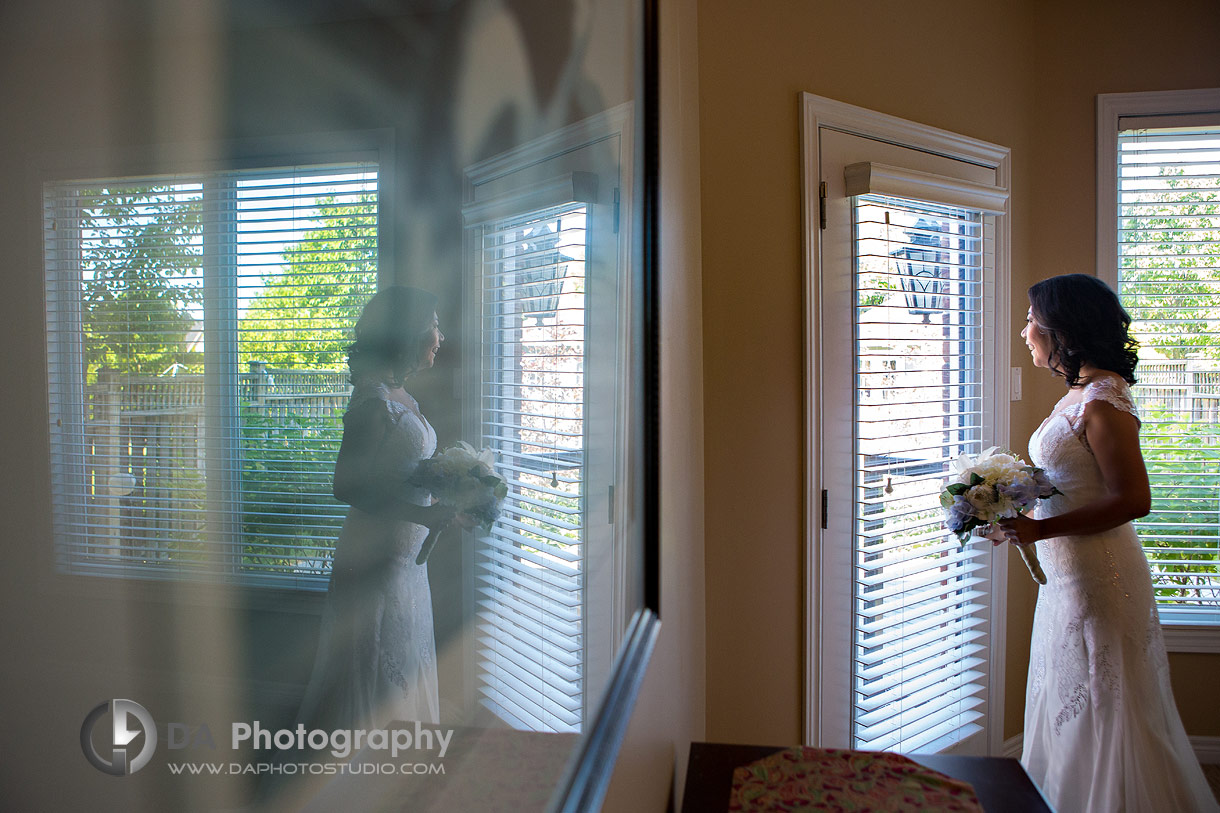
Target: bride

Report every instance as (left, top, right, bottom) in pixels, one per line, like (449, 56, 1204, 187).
(293, 286, 456, 735)
(995, 274, 1217, 812)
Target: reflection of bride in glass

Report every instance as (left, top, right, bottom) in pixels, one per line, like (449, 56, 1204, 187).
(294, 286, 456, 733)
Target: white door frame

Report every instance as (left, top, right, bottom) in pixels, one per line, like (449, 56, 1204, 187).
(801, 92, 1012, 755)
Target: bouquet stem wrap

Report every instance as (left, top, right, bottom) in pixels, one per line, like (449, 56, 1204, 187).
(416, 525, 445, 566)
(1018, 542, 1047, 585)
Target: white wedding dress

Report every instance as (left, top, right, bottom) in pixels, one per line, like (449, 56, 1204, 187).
(1021, 377, 1217, 812)
(294, 380, 440, 734)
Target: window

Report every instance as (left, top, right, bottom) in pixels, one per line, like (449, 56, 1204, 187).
(847, 192, 993, 752)
(1099, 89, 1220, 643)
(804, 94, 1012, 755)
(474, 200, 590, 732)
(44, 159, 379, 587)
(463, 109, 631, 733)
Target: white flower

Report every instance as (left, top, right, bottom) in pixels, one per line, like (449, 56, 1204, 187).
(964, 483, 1002, 520)
(949, 450, 984, 478)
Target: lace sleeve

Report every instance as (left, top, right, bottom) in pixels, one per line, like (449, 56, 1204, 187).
(344, 382, 402, 422)
(1082, 377, 1140, 424)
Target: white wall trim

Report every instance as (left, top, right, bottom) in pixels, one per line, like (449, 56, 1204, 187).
(1191, 735, 1220, 765)
(801, 94, 1010, 168)
(1005, 731, 1220, 765)
(801, 92, 1012, 755)
(1096, 88, 1220, 288)
(1164, 624, 1220, 654)
(800, 92, 826, 750)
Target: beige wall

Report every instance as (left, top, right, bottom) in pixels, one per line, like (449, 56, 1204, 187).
(695, 0, 1220, 749)
(698, 0, 1036, 746)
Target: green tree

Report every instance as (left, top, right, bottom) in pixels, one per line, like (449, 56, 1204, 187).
(236, 192, 379, 574)
(1119, 163, 1220, 607)
(237, 193, 377, 370)
(1119, 172, 1220, 361)
(79, 184, 203, 379)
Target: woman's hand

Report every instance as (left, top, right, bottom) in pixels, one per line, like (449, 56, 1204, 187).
(981, 523, 1006, 545)
(997, 514, 1042, 547)
(996, 515, 1049, 585)
(414, 505, 478, 565)
(417, 503, 458, 531)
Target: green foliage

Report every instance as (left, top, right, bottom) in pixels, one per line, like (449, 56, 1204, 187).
(238, 407, 346, 574)
(79, 184, 203, 379)
(517, 473, 581, 551)
(81, 184, 379, 576)
(237, 193, 378, 370)
(1139, 409, 1219, 603)
(1120, 172, 1220, 361)
(857, 272, 899, 311)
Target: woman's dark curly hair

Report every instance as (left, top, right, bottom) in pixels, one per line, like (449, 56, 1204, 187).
(346, 286, 439, 386)
(1027, 273, 1139, 387)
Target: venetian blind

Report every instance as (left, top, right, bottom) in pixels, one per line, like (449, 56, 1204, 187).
(475, 201, 589, 732)
(850, 193, 992, 752)
(44, 162, 378, 586)
(1116, 120, 1220, 622)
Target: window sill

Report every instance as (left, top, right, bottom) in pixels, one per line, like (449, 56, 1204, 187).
(1162, 614, 1220, 654)
(41, 570, 328, 616)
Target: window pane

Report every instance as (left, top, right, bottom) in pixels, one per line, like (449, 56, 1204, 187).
(851, 194, 989, 752)
(46, 179, 207, 573)
(44, 163, 378, 585)
(235, 167, 378, 581)
(477, 202, 588, 732)
(1116, 124, 1220, 617)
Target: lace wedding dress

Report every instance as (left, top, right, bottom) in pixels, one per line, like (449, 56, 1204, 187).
(294, 380, 441, 733)
(1021, 377, 1217, 812)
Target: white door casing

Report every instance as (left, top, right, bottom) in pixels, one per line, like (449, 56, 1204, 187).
(802, 93, 1012, 756)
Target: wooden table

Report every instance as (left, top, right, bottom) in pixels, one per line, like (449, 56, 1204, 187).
(682, 743, 1053, 812)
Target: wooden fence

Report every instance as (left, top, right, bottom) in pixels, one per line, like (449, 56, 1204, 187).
(82, 365, 351, 558)
(1135, 361, 1220, 423)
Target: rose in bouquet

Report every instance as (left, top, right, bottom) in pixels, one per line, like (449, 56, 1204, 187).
(409, 441, 508, 564)
(940, 446, 1059, 584)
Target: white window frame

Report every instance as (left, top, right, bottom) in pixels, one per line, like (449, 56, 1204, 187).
(40, 131, 394, 594)
(801, 93, 1012, 755)
(1097, 88, 1220, 652)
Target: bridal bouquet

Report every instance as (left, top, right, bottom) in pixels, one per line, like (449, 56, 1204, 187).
(940, 447, 1059, 584)
(409, 441, 508, 564)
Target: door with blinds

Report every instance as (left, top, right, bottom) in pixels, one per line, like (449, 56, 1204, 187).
(462, 114, 630, 732)
(811, 114, 1010, 755)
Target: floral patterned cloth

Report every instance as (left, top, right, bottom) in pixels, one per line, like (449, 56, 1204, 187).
(729, 747, 982, 812)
